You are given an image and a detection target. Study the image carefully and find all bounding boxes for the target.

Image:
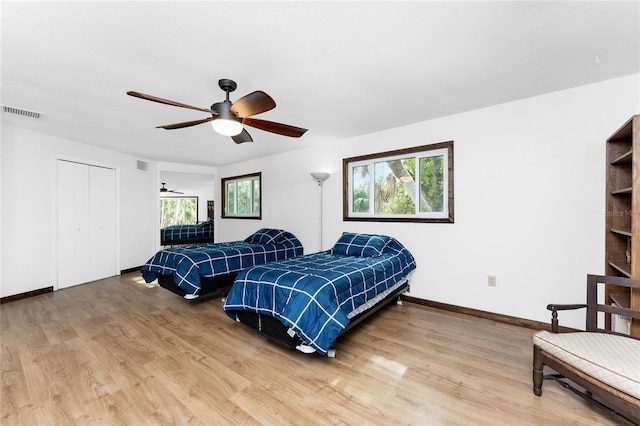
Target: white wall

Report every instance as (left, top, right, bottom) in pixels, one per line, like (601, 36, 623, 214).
(0, 125, 157, 297)
(217, 74, 640, 329)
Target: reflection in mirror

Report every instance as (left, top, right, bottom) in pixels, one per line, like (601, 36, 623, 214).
(159, 171, 215, 221)
(160, 196, 198, 227)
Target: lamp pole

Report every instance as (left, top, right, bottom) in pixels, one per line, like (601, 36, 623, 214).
(310, 172, 330, 251)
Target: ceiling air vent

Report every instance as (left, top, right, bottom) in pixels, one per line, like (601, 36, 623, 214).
(2, 105, 43, 119)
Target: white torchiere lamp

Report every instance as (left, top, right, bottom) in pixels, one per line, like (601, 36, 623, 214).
(310, 172, 330, 251)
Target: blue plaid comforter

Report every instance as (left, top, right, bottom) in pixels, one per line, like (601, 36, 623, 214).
(161, 221, 215, 245)
(142, 231, 303, 295)
(223, 237, 416, 354)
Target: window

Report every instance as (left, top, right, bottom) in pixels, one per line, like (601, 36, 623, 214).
(222, 172, 261, 219)
(160, 197, 198, 227)
(343, 141, 454, 223)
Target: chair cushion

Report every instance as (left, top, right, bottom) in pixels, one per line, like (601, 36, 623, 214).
(533, 331, 640, 399)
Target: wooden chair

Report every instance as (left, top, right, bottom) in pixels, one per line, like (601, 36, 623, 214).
(532, 274, 640, 424)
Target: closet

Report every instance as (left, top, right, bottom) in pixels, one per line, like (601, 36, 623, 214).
(57, 159, 117, 288)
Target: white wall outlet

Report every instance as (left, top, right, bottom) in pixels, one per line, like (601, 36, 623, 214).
(488, 275, 497, 287)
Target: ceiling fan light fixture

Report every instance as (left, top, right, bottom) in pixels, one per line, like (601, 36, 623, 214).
(211, 118, 243, 136)
(210, 100, 243, 136)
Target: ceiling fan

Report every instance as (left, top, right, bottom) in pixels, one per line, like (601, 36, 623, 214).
(160, 183, 183, 194)
(127, 79, 308, 144)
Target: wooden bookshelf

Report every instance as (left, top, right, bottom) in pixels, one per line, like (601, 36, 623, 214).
(605, 114, 639, 336)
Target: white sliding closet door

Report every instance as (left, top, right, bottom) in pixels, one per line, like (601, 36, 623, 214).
(89, 165, 117, 280)
(57, 160, 116, 289)
(58, 160, 90, 288)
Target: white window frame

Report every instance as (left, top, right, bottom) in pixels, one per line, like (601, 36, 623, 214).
(221, 172, 261, 219)
(343, 141, 454, 223)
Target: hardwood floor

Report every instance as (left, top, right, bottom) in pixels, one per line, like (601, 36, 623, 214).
(1, 273, 630, 425)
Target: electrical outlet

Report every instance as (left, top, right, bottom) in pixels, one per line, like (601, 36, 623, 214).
(488, 275, 496, 287)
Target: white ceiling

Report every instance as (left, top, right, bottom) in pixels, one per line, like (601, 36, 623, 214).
(2, 1, 639, 167)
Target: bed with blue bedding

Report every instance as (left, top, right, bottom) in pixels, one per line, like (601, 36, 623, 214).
(142, 229, 303, 299)
(161, 220, 215, 245)
(223, 232, 416, 356)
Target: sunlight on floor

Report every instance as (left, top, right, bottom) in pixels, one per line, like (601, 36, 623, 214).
(131, 275, 157, 289)
(369, 354, 408, 377)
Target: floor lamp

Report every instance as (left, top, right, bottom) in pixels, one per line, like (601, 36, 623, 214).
(310, 172, 330, 251)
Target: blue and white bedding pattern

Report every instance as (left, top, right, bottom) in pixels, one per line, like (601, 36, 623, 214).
(161, 220, 215, 245)
(142, 229, 303, 295)
(223, 233, 416, 355)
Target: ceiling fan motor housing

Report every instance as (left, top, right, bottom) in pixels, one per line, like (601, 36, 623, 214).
(211, 101, 241, 122)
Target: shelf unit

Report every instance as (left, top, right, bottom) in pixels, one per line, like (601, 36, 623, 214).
(604, 114, 639, 336)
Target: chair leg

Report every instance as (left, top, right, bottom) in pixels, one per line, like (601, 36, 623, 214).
(533, 345, 543, 396)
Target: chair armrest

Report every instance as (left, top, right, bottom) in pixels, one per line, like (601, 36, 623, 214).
(546, 303, 587, 311)
(546, 304, 587, 332)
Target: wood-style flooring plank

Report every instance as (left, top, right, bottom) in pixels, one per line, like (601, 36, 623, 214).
(1, 273, 630, 425)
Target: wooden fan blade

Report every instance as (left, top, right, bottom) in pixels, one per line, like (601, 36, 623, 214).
(232, 128, 253, 144)
(243, 117, 307, 138)
(230, 91, 276, 117)
(127, 91, 216, 114)
(156, 117, 214, 130)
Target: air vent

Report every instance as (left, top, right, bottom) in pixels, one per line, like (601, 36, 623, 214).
(135, 159, 149, 172)
(2, 105, 43, 119)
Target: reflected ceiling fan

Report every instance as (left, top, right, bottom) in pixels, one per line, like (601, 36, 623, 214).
(160, 183, 183, 194)
(127, 79, 308, 144)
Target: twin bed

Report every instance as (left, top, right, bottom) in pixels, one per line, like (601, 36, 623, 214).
(161, 220, 215, 245)
(223, 233, 416, 356)
(142, 230, 416, 356)
(142, 228, 303, 299)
